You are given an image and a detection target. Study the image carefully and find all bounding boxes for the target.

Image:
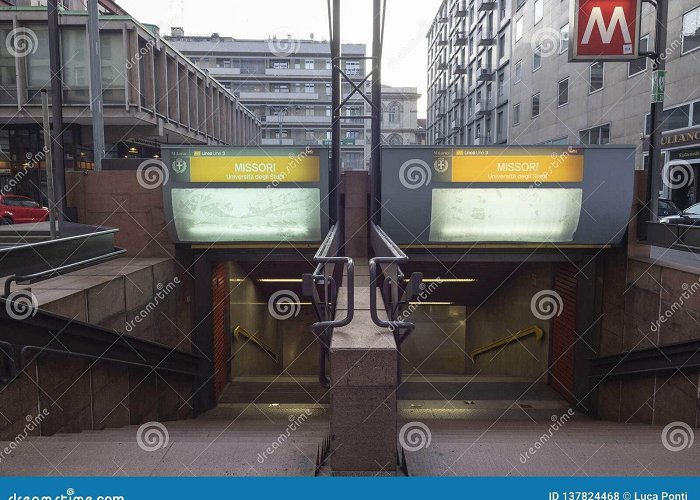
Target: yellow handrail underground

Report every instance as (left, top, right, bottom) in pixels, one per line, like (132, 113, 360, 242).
(469, 326, 544, 359)
(233, 325, 279, 364)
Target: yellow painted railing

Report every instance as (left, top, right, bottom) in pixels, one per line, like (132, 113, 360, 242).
(233, 325, 279, 364)
(469, 326, 544, 359)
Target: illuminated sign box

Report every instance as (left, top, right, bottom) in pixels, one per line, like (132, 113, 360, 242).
(380, 146, 636, 247)
(161, 146, 329, 245)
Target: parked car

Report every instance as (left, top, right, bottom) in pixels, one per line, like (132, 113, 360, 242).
(0, 194, 50, 225)
(658, 198, 681, 218)
(659, 201, 700, 225)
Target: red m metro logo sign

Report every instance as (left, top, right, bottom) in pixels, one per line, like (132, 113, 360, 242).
(570, 0, 642, 61)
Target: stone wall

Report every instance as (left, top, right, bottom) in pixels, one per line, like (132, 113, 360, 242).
(0, 258, 196, 440)
(597, 251, 700, 427)
(66, 170, 174, 259)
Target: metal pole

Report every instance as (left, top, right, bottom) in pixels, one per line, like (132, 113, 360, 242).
(47, 0, 66, 223)
(331, 0, 341, 225)
(87, 0, 105, 171)
(41, 90, 57, 240)
(646, 0, 668, 230)
(370, 0, 382, 224)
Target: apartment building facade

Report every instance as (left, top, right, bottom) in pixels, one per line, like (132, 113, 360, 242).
(508, 0, 700, 208)
(167, 34, 369, 170)
(427, 0, 513, 146)
(0, 4, 261, 197)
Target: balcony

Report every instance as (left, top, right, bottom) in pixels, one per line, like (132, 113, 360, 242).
(454, 63, 468, 75)
(265, 68, 332, 78)
(261, 138, 294, 146)
(436, 85, 448, 95)
(474, 98, 493, 116)
(438, 15, 449, 23)
(455, 31, 468, 46)
(476, 66, 494, 81)
(451, 120, 461, 132)
(437, 36, 449, 46)
(239, 91, 320, 101)
(264, 115, 331, 125)
(478, 0, 496, 11)
(437, 106, 446, 117)
(477, 29, 495, 46)
(451, 89, 466, 105)
(437, 59, 448, 70)
(456, 1, 468, 16)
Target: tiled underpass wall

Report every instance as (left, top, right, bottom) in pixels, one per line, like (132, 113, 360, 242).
(597, 250, 700, 427)
(0, 258, 195, 440)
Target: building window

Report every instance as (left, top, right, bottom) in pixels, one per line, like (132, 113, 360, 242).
(558, 78, 569, 106)
(514, 60, 522, 83)
(388, 103, 401, 123)
(325, 83, 332, 94)
(305, 59, 314, 70)
(628, 35, 649, 76)
(513, 103, 521, 125)
(531, 93, 541, 118)
(346, 61, 361, 76)
(560, 24, 569, 53)
(534, 0, 543, 24)
(498, 34, 506, 59)
(682, 6, 700, 54)
(533, 46, 542, 71)
(579, 124, 610, 145)
(589, 61, 604, 93)
(305, 83, 315, 93)
(272, 61, 289, 69)
(326, 59, 332, 70)
(515, 17, 523, 41)
(498, 73, 505, 97)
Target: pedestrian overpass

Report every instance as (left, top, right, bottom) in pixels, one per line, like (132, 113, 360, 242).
(2, 144, 699, 476)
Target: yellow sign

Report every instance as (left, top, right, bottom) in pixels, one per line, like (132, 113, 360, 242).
(449, 152, 584, 183)
(189, 155, 320, 183)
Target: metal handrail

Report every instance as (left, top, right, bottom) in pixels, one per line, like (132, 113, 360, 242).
(369, 223, 423, 383)
(3, 248, 127, 297)
(233, 325, 279, 364)
(302, 224, 354, 388)
(369, 223, 422, 335)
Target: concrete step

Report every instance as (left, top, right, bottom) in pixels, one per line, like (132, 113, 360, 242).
(0, 417, 330, 476)
(401, 419, 700, 476)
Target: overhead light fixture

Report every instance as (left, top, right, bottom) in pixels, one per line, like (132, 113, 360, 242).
(405, 278, 477, 283)
(257, 278, 303, 283)
(408, 301, 454, 306)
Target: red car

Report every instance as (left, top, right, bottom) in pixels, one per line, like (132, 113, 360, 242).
(0, 194, 50, 225)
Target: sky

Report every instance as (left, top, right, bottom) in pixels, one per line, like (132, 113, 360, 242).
(117, 0, 443, 119)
